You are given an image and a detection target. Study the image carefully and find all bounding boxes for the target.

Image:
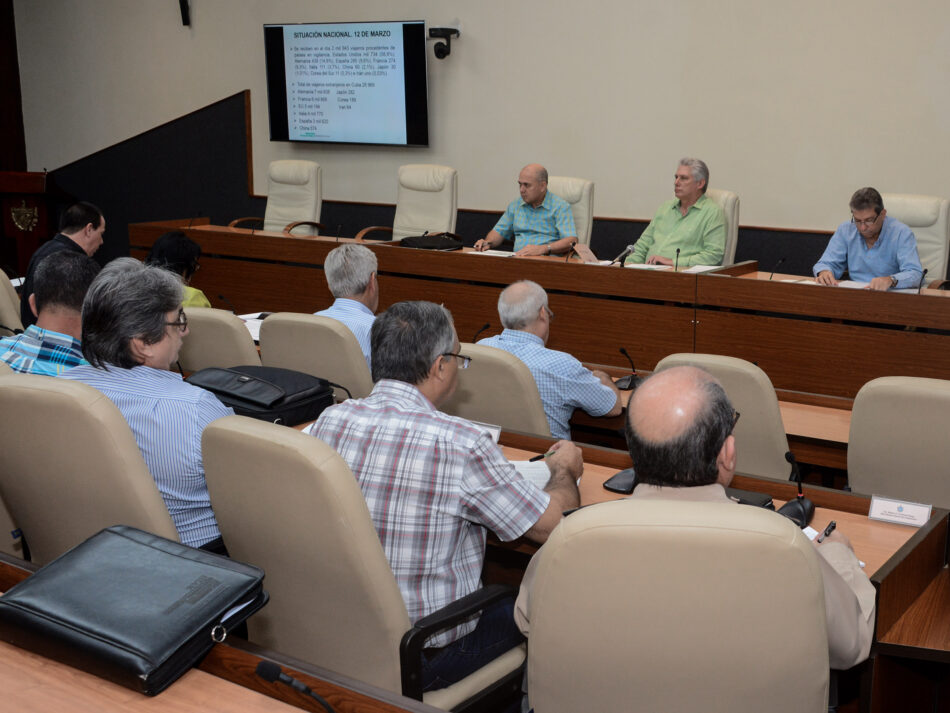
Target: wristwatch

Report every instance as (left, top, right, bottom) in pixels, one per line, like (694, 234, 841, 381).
(890, 276, 898, 288)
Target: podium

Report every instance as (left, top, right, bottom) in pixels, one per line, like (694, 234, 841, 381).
(0, 171, 51, 277)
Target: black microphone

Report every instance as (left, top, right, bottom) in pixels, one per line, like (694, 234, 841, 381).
(768, 257, 786, 281)
(615, 347, 641, 391)
(335, 224, 342, 241)
(610, 244, 635, 266)
(564, 241, 576, 262)
(917, 268, 929, 294)
(673, 247, 680, 272)
(0, 324, 23, 335)
(217, 294, 238, 314)
(777, 451, 815, 528)
(471, 322, 490, 342)
(255, 661, 335, 713)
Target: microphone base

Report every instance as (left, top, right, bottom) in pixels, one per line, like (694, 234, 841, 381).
(615, 374, 640, 391)
(777, 496, 815, 529)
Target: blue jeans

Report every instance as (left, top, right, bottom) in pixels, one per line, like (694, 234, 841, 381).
(420, 598, 524, 692)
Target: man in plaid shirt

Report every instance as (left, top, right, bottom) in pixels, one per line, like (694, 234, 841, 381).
(309, 300, 583, 693)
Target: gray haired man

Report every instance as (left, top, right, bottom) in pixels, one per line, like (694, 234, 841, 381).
(314, 243, 379, 368)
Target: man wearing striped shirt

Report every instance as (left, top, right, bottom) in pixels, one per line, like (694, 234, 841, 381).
(0, 251, 99, 375)
(59, 259, 233, 553)
(314, 243, 378, 369)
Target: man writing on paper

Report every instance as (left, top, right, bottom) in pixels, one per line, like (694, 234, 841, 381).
(474, 164, 577, 257)
(627, 158, 725, 267)
(309, 300, 583, 692)
(516, 365, 875, 670)
(813, 187, 923, 291)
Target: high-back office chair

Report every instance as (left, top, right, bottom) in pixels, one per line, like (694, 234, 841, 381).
(547, 175, 595, 245)
(524, 498, 828, 713)
(229, 160, 325, 235)
(0, 272, 23, 336)
(655, 353, 791, 481)
(356, 164, 458, 241)
(203, 416, 525, 712)
(706, 188, 740, 265)
(259, 312, 373, 400)
(881, 193, 950, 283)
(0, 370, 25, 557)
(849, 376, 950, 507)
(0, 375, 178, 565)
(0, 361, 10, 374)
(439, 343, 550, 436)
(176, 307, 261, 373)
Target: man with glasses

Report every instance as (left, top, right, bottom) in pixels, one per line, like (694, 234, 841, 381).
(813, 187, 923, 290)
(59, 258, 233, 554)
(478, 280, 621, 439)
(515, 366, 875, 670)
(309, 300, 583, 693)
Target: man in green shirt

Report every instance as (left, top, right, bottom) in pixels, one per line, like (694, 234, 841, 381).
(627, 158, 725, 267)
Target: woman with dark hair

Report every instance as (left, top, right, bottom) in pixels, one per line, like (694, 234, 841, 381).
(145, 231, 211, 307)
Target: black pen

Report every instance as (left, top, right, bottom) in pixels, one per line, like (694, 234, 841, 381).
(816, 520, 836, 543)
(529, 450, 554, 462)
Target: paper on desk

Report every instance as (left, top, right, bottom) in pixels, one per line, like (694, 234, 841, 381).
(837, 280, 869, 289)
(623, 263, 671, 270)
(238, 313, 264, 342)
(682, 264, 720, 273)
(471, 250, 514, 257)
(511, 461, 551, 490)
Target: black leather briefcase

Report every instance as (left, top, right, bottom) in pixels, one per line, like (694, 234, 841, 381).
(0, 526, 268, 695)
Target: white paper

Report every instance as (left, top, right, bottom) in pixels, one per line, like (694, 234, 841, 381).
(238, 313, 264, 342)
(837, 280, 869, 289)
(802, 526, 819, 541)
(623, 263, 671, 270)
(470, 250, 514, 257)
(9, 277, 23, 288)
(510, 460, 551, 490)
(682, 264, 720, 273)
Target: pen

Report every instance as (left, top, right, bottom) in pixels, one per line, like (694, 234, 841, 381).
(529, 451, 554, 462)
(816, 520, 836, 543)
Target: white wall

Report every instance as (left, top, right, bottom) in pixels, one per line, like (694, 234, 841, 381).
(13, 0, 950, 230)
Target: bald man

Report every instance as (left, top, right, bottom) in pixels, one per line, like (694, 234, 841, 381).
(474, 164, 577, 257)
(515, 366, 875, 670)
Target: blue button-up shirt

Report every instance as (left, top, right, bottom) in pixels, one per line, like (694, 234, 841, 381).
(315, 298, 375, 369)
(0, 325, 87, 375)
(813, 216, 923, 289)
(492, 192, 576, 252)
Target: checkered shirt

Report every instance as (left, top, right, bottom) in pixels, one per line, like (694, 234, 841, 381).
(308, 378, 549, 646)
(492, 192, 576, 252)
(0, 325, 87, 375)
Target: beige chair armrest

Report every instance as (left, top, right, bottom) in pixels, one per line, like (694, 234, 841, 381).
(283, 220, 327, 236)
(228, 217, 263, 229)
(355, 226, 395, 241)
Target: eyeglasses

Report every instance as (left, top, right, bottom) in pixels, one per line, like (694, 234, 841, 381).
(851, 213, 881, 227)
(732, 410, 741, 432)
(544, 306, 555, 322)
(442, 352, 472, 369)
(165, 308, 188, 333)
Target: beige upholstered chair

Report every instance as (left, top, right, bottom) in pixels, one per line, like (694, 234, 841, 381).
(203, 416, 525, 712)
(0, 368, 24, 555)
(259, 312, 373, 400)
(849, 376, 950, 507)
(547, 175, 594, 245)
(524, 498, 828, 713)
(0, 375, 178, 564)
(440, 343, 550, 436)
(0, 273, 23, 336)
(356, 164, 458, 241)
(655, 353, 791, 481)
(229, 160, 324, 235)
(705, 188, 740, 265)
(176, 307, 261, 373)
(881, 193, 950, 283)
(0, 361, 10, 374)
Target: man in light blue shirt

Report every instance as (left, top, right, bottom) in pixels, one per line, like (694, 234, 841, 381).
(59, 258, 232, 552)
(478, 280, 621, 439)
(474, 164, 577, 257)
(315, 244, 377, 369)
(814, 187, 923, 290)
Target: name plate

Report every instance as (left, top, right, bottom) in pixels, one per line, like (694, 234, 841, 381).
(868, 495, 931, 527)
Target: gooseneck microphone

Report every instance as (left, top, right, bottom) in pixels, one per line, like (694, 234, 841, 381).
(768, 257, 786, 281)
(256, 661, 336, 713)
(615, 347, 641, 390)
(777, 451, 815, 528)
(673, 247, 680, 272)
(217, 294, 238, 314)
(610, 245, 635, 266)
(471, 322, 490, 342)
(917, 268, 929, 294)
(0, 324, 22, 335)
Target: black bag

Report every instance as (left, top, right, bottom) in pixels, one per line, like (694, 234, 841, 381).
(399, 232, 464, 251)
(0, 526, 268, 695)
(186, 365, 334, 426)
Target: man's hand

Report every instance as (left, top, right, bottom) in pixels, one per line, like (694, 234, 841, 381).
(473, 238, 493, 251)
(545, 440, 583, 484)
(646, 255, 674, 266)
(522, 440, 583, 544)
(867, 276, 894, 291)
(816, 270, 838, 286)
(816, 530, 853, 552)
(515, 243, 551, 257)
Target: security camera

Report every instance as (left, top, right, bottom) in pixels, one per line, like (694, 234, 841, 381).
(428, 27, 459, 59)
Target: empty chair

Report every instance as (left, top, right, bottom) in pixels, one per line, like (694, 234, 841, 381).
(259, 312, 373, 400)
(229, 160, 324, 235)
(176, 307, 261, 373)
(0, 272, 22, 336)
(655, 353, 790, 480)
(849, 376, 950, 507)
(521, 498, 828, 713)
(203, 415, 525, 712)
(356, 164, 458, 241)
(0, 374, 178, 565)
(706, 188, 740, 265)
(547, 175, 594, 245)
(881, 193, 950, 283)
(439, 343, 550, 436)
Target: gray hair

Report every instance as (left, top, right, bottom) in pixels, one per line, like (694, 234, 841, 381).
(324, 244, 377, 298)
(370, 301, 456, 384)
(679, 157, 710, 193)
(81, 257, 183, 369)
(498, 280, 548, 330)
